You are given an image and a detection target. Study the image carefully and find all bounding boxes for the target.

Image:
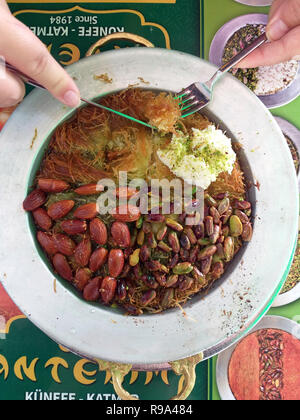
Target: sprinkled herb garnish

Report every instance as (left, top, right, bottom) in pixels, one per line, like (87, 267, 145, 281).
(222, 24, 265, 92)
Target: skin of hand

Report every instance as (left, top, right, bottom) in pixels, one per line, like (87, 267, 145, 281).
(237, 0, 300, 68)
(0, 0, 80, 107)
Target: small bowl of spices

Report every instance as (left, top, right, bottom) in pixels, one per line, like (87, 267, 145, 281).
(209, 14, 300, 108)
(216, 316, 300, 400)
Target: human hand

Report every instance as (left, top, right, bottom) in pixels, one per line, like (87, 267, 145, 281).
(0, 0, 80, 107)
(237, 0, 300, 68)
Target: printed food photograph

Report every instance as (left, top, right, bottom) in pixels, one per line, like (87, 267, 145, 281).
(0, 0, 299, 403)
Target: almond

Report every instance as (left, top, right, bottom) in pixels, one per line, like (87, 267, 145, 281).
(32, 208, 52, 231)
(73, 203, 98, 220)
(37, 231, 58, 256)
(60, 219, 87, 235)
(90, 218, 107, 245)
(83, 277, 102, 302)
(47, 200, 75, 220)
(23, 189, 47, 212)
(37, 178, 69, 193)
(74, 183, 104, 195)
(116, 187, 138, 199)
(101, 276, 117, 304)
(111, 205, 141, 223)
(53, 254, 73, 282)
(54, 233, 76, 256)
(74, 237, 92, 267)
(110, 222, 131, 248)
(89, 247, 108, 272)
(74, 268, 91, 291)
(108, 249, 125, 278)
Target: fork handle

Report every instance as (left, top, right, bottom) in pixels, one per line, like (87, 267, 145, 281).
(219, 33, 268, 74)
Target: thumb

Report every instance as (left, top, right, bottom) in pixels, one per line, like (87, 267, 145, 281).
(237, 26, 300, 68)
(267, 0, 300, 41)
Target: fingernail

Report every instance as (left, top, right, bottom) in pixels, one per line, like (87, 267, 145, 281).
(63, 90, 80, 108)
(266, 19, 289, 41)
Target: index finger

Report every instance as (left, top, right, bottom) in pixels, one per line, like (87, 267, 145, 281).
(0, 14, 80, 107)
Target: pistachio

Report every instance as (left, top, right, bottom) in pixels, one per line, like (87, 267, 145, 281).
(211, 261, 224, 280)
(189, 245, 199, 264)
(209, 225, 221, 244)
(222, 226, 230, 237)
(229, 215, 243, 237)
(183, 227, 197, 245)
(221, 208, 233, 224)
(140, 244, 151, 262)
(205, 216, 214, 236)
(201, 256, 213, 275)
(159, 264, 169, 274)
(198, 238, 211, 246)
(180, 248, 190, 262)
(158, 241, 172, 253)
(210, 207, 221, 224)
(136, 216, 144, 229)
(145, 260, 162, 272)
(198, 245, 217, 260)
(233, 199, 251, 210)
(216, 243, 225, 259)
(234, 209, 249, 224)
(147, 232, 157, 249)
(242, 222, 253, 242)
(179, 276, 194, 291)
(173, 262, 193, 275)
(180, 233, 191, 250)
(142, 274, 159, 289)
(154, 273, 167, 287)
(161, 289, 174, 308)
(168, 253, 179, 269)
(129, 249, 140, 267)
(192, 266, 205, 284)
(168, 232, 180, 253)
(166, 274, 179, 288)
(141, 290, 157, 306)
(218, 197, 230, 215)
(156, 225, 168, 242)
(166, 218, 184, 232)
(194, 222, 205, 239)
(224, 236, 235, 262)
(137, 230, 145, 246)
(205, 194, 217, 207)
(142, 221, 152, 234)
(145, 214, 166, 223)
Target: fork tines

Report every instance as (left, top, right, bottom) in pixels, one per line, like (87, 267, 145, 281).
(176, 84, 208, 118)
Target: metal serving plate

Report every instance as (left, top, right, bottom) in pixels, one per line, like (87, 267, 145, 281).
(234, 0, 273, 6)
(216, 315, 300, 400)
(209, 14, 300, 109)
(0, 49, 298, 365)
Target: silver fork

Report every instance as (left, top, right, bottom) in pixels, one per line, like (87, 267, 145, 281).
(178, 33, 268, 118)
(1, 61, 155, 129)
